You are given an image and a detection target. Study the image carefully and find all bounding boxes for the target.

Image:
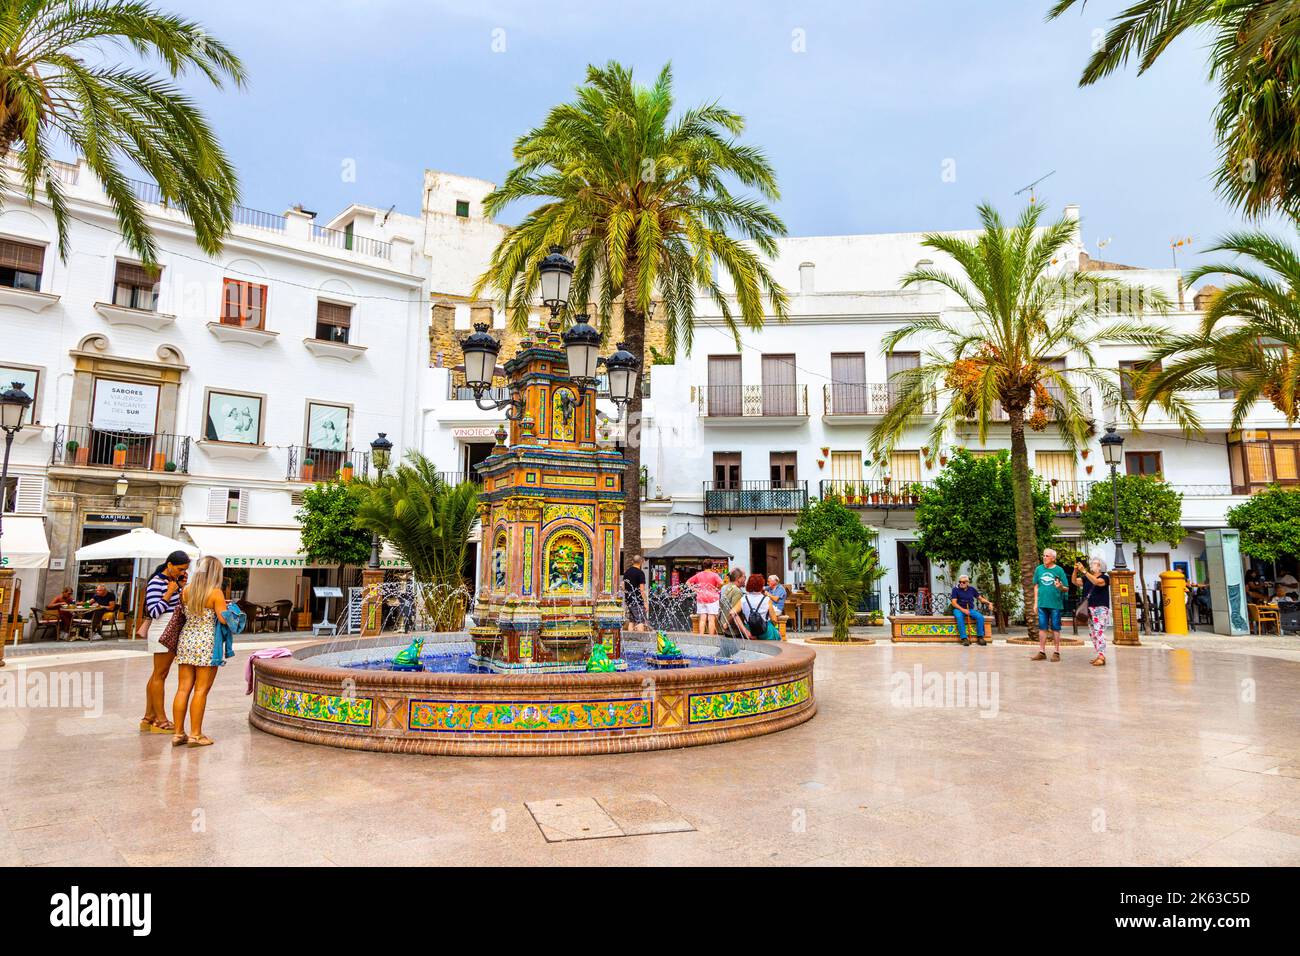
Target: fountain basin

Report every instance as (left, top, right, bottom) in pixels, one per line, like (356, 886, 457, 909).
(249, 632, 816, 756)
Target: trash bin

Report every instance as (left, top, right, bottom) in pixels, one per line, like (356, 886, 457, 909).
(1160, 569, 1189, 635)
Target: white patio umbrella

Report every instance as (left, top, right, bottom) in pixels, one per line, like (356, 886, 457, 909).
(74, 527, 198, 562)
(74, 529, 199, 642)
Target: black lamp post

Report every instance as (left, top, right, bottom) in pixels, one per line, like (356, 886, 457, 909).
(368, 432, 393, 570)
(1099, 425, 1128, 571)
(0, 382, 33, 570)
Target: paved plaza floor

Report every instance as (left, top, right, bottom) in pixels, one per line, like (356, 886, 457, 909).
(2, 634, 1298, 866)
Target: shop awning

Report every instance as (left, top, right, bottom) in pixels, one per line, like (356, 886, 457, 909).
(182, 524, 410, 570)
(0, 515, 50, 569)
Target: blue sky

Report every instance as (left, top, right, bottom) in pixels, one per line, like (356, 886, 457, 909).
(164, 0, 1266, 271)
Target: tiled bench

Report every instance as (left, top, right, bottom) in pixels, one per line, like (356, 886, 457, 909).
(889, 614, 969, 643)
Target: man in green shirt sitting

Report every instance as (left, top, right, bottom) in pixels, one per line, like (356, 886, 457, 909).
(1030, 547, 1070, 662)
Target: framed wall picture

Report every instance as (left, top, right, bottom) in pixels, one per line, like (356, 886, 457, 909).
(0, 365, 39, 424)
(205, 390, 264, 444)
(306, 402, 349, 452)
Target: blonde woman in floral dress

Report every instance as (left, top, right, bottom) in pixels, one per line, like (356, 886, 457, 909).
(171, 556, 229, 747)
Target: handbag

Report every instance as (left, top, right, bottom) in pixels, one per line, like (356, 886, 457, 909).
(159, 607, 186, 653)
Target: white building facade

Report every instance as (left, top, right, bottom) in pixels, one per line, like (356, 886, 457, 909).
(629, 207, 1294, 606)
(0, 158, 426, 622)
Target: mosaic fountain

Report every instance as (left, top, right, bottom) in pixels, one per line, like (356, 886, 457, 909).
(250, 250, 815, 755)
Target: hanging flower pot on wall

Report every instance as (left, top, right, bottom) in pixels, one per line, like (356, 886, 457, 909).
(1085, 464, 1094, 475)
(816, 458, 825, 469)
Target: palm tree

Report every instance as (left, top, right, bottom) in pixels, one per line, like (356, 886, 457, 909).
(474, 61, 789, 556)
(354, 452, 480, 631)
(1135, 231, 1300, 428)
(868, 202, 1169, 636)
(1047, 0, 1300, 217)
(0, 0, 245, 263)
(807, 535, 884, 642)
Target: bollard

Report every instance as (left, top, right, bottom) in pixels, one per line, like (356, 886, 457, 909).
(1160, 569, 1189, 635)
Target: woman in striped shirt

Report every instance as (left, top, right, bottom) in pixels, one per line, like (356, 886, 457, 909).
(140, 550, 190, 734)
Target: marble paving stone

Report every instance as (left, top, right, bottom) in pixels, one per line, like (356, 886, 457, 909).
(2, 639, 1298, 865)
(597, 793, 695, 836)
(525, 797, 624, 842)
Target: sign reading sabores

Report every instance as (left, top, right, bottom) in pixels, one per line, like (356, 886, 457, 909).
(92, 379, 159, 433)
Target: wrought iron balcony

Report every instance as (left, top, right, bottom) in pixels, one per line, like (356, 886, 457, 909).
(1045, 479, 1093, 514)
(822, 383, 937, 417)
(51, 424, 190, 474)
(286, 446, 370, 482)
(703, 480, 808, 515)
(819, 479, 930, 507)
(698, 384, 808, 419)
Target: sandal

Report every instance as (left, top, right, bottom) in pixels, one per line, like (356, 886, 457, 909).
(1030, 652, 1047, 661)
(1092, 655, 1106, 666)
(187, 735, 214, 748)
(1051, 652, 1061, 662)
(171, 734, 189, 747)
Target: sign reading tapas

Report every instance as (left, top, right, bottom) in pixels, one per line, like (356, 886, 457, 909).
(92, 379, 159, 433)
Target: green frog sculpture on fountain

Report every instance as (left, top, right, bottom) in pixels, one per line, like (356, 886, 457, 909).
(392, 636, 425, 671)
(585, 642, 617, 673)
(656, 631, 682, 658)
(649, 629, 690, 668)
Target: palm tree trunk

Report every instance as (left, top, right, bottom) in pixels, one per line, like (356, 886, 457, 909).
(1008, 415, 1039, 641)
(620, 277, 646, 564)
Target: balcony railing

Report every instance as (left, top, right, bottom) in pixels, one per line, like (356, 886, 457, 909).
(820, 479, 930, 507)
(126, 178, 286, 233)
(435, 471, 484, 486)
(447, 381, 514, 403)
(698, 384, 808, 418)
(286, 446, 370, 482)
(310, 223, 391, 259)
(1045, 480, 1093, 514)
(51, 425, 190, 474)
(823, 383, 936, 417)
(703, 480, 808, 515)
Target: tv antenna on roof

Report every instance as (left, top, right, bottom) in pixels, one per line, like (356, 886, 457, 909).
(1015, 170, 1056, 204)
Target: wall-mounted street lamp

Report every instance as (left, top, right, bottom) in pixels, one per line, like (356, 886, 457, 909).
(113, 473, 129, 508)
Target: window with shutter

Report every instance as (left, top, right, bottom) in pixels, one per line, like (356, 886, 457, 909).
(221, 279, 268, 329)
(14, 475, 44, 513)
(113, 261, 161, 311)
(0, 238, 45, 291)
(235, 490, 249, 525)
(315, 301, 352, 343)
(206, 488, 230, 523)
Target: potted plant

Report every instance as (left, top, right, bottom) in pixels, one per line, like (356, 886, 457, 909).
(112, 442, 128, 467)
(1085, 464, 1094, 475)
(938, 452, 948, 466)
(152, 451, 167, 471)
(163, 460, 178, 473)
(301, 457, 315, 481)
(64, 439, 79, 464)
(340, 461, 355, 482)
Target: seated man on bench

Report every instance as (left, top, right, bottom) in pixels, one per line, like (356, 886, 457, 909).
(950, 574, 993, 646)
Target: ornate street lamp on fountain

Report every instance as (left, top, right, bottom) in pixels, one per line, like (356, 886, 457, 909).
(367, 432, 393, 570)
(459, 246, 640, 423)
